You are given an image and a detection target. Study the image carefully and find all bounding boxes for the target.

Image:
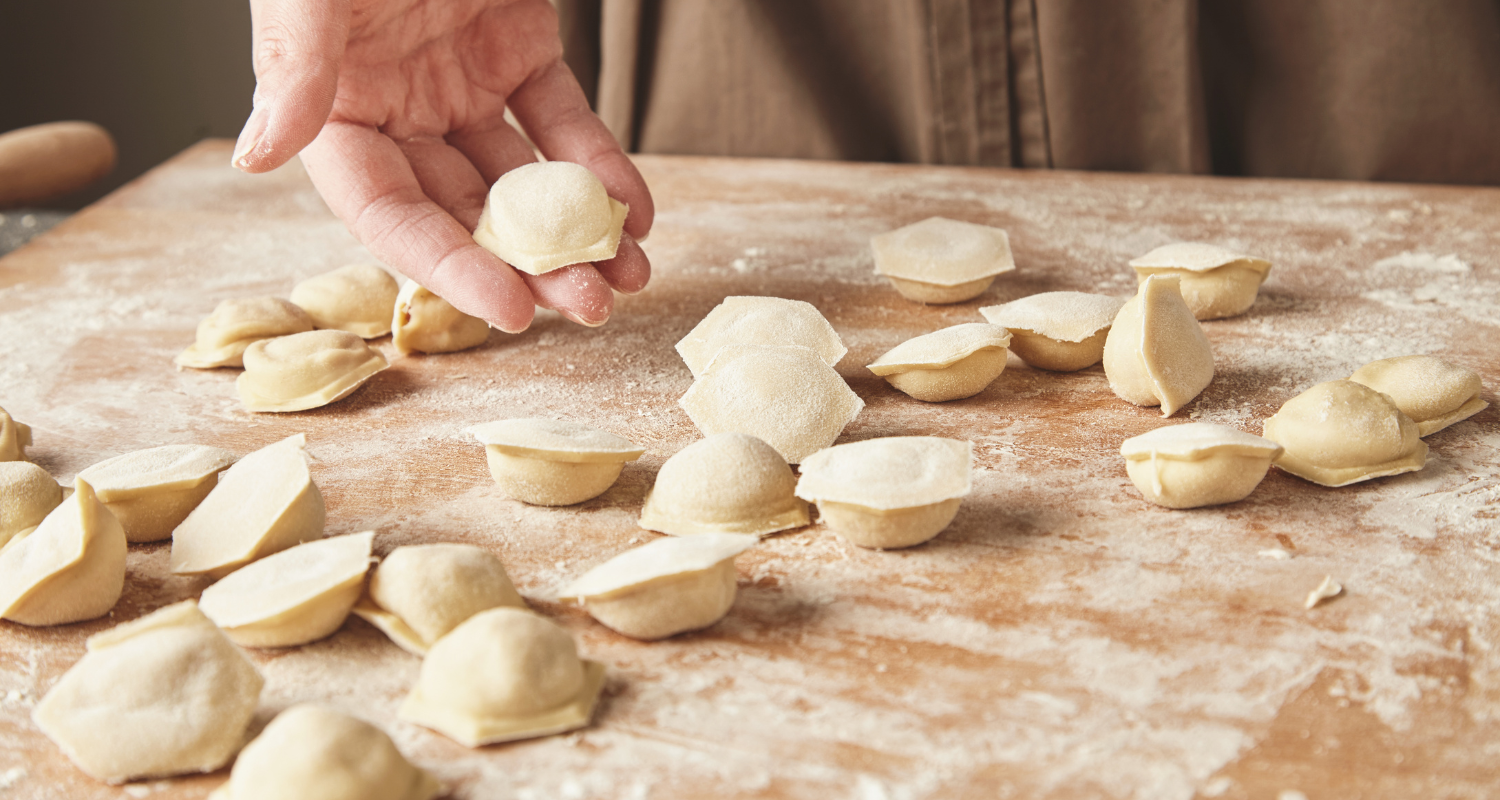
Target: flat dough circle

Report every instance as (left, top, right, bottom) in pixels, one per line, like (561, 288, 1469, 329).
(290, 265, 400, 338)
(177, 297, 316, 369)
(1262, 380, 1428, 487)
(1348, 355, 1488, 436)
(639, 433, 809, 536)
(237, 329, 389, 413)
(472, 161, 629, 276)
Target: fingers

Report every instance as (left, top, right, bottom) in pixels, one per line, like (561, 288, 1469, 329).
(235, 0, 352, 173)
(592, 233, 651, 296)
(445, 119, 539, 185)
(397, 136, 490, 231)
(521, 265, 615, 327)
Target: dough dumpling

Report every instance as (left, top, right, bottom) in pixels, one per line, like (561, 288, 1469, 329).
(31, 601, 263, 784)
(1120, 423, 1283, 509)
(0, 478, 126, 626)
(77, 444, 237, 543)
(176, 297, 316, 369)
(469, 418, 645, 506)
(1262, 380, 1428, 487)
(640, 433, 809, 536)
(796, 437, 972, 549)
(0, 461, 62, 546)
(1348, 355, 1488, 436)
(867, 323, 1012, 402)
(290, 264, 400, 338)
(472, 161, 629, 276)
(1102, 274, 1215, 416)
(871, 217, 1016, 303)
(979, 291, 1127, 371)
(354, 543, 526, 656)
(199, 532, 373, 648)
(391, 281, 490, 355)
(676, 296, 847, 379)
(0, 405, 32, 462)
(1129, 242, 1272, 320)
(237, 329, 389, 412)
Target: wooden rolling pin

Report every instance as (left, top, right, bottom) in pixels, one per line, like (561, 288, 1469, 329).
(0, 122, 117, 208)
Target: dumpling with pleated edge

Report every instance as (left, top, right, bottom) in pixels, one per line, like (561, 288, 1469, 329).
(1262, 380, 1427, 487)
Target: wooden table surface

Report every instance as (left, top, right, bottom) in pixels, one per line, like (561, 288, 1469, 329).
(2, 141, 1498, 800)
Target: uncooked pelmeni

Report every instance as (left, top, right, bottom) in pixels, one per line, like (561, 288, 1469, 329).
(354, 543, 527, 656)
(675, 296, 847, 379)
(290, 264, 400, 338)
(979, 291, 1127, 371)
(176, 297, 316, 369)
(469, 418, 645, 506)
(867, 323, 1012, 402)
(795, 437, 972, 549)
(31, 601, 263, 784)
(398, 607, 606, 746)
(472, 161, 629, 276)
(0, 461, 62, 547)
(1262, 380, 1428, 487)
(1102, 274, 1215, 416)
(0, 405, 32, 462)
(1348, 355, 1488, 437)
(171, 434, 325, 579)
(0, 478, 125, 626)
(560, 533, 758, 640)
(76, 444, 237, 543)
(236, 329, 389, 413)
(391, 281, 490, 355)
(639, 433, 809, 537)
(199, 532, 373, 648)
(1128, 242, 1272, 320)
(1119, 423, 1283, 509)
(871, 217, 1016, 303)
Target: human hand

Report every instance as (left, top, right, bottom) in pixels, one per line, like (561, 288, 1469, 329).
(232, 0, 653, 332)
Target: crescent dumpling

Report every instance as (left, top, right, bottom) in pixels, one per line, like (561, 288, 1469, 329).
(391, 281, 490, 355)
(176, 297, 315, 369)
(1102, 274, 1215, 416)
(1348, 355, 1487, 437)
(0, 478, 126, 626)
(77, 444, 237, 543)
(1262, 380, 1427, 487)
(290, 264, 400, 338)
(199, 532, 373, 648)
(354, 543, 527, 656)
(472, 161, 629, 276)
(236, 329, 389, 413)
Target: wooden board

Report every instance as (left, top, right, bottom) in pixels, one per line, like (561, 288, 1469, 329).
(2, 141, 1498, 800)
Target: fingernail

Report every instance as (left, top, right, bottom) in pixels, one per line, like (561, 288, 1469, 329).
(561, 309, 610, 328)
(232, 105, 270, 170)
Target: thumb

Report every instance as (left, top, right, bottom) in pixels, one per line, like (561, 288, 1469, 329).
(233, 0, 352, 173)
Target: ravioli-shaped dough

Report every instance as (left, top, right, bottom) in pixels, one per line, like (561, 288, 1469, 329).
(0, 478, 126, 626)
(676, 296, 848, 379)
(1262, 380, 1428, 487)
(0, 405, 32, 462)
(237, 329, 389, 413)
(796, 437, 971, 549)
(472, 161, 629, 276)
(176, 297, 316, 369)
(640, 433, 810, 536)
(1102, 275, 1215, 416)
(0, 461, 62, 546)
(469, 418, 645, 506)
(77, 444, 237, 543)
(208, 705, 441, 800)
(172, 434, 325, 579)
(391, 281, 490, 355)
(867, 323, 1012, 402)
(399, 607, 606, 746)
(290, 264, 400, 338)
(1120, 423, 1283, 509)
(1348, 355, 1488, 437)
(199, 532, 373, 648)
(354, 543, 526, 656)
(871, 217, 1016, 303)
(31, 601, 263, 784)
(680, 344, 864, 463)
(1129, 242, 1272, 320)
(979, 292, 1127, 371)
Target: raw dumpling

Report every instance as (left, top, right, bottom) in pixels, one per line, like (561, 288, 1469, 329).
(560, 533, 757, 640)
(208, 705, 440, 800)
(640, 433, 809, 536)
(679, 344, 864, 464)
(1129, 242, 1272, 320)
(0, 478, 126, 626)
(398, 607, 606, 746)
(290, 264, 400, 338)
(391, 281, 490, 355)
(354, 543, 526, 656)
(31, 601, 263, 784)
(795, 437, 972, 549)
(675, 296, 847, 379)
(1102, 274, 1215, 416)
(1, 405, 32, 462)
(176, 297, 315, 369)
(76, 444, 237, 543)
(472, 161, 629, 276)
(237, 329, 389, 412)
(1348, 355, 1488, 436)
(866, 323, 1012, 402)
(469, 418, 645, 506)
(979, 291, 1126, 371)
(1120, 423, 1283, 509)
(871, 217, 1016, 303)
(1262, 380, 1428, 487)
(172, 434, 325, 579)
(0, 461, 62, 546)
(199, 532, 373, 648)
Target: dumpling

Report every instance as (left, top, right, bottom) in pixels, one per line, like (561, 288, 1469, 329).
(675, 296, 847, 379)
(1, 405, 32, 462)
(0, 461, 62, 547)
(1119, 423, 1283, 509)
(76, 444, 237, 543)
(398, 607, 606, 746)
(290, 264, 400, 338)
(236, 329, 389, 412)
(469, 418, 645, 506)
(31, 601, 263, 784)
(208, 705, 440, 800)
(795, 437, 972, 549)
(866, 323, 1012, 402)
(471, 161, 629, 276)
(1129, 242, 1272, 320)
(979, 291, 1127, 371)
(199, 532, 373, 648)
(1262, 380, 1428, 487)
(391, 281, 490, 355)
(172, 434, 325, 579)
(0, 478, 126, 626)
(639, 433, 809, 536)
(175, 297, 315, 369)
(354, 543, 527, 656)
(1348, 355, 1488, 436)
(1102, 274, 1215, 416)
(560, 533, 757, 640)
(871, 217, 1016, 304)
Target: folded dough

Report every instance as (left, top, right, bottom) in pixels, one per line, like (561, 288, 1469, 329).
(290, 264, 400, 338)
(676, 296, 847, 379)
(796, 437, 972, 549)
(979, 292, 1127, 371)
(0, 405, 32, 462)
(176, 297, 315, 369)
(640, 433, 809, 537)
(1102, 274, 1215, 416)
(469, 418, 645, 506)
(199, 531, 373, 648)
(354, 543, 527, 656)
(0, 461, 62, 547)
(472, 161, 629, 276)
(236, 329, 389, 413)
(77, 444, 237, 543)
(1348, 355, 1488, 437)
(1120, 423, 1283, 509)
(871, 217, 1016, 303)
(1262, 380, 1428, 487)
(0, 478, 126, 626)
(391, 281, 490, 355)
(867, 323, 1012, 402)
(1129, 242, 1272, 320)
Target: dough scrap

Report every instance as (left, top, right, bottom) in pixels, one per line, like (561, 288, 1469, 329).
(676, 296, 847, 379)
(871, 217, 1016, 304)
(867, 323, 1012, 402)
(1102, 274, 1215, 416)
(1348, 355, 1488, 436)
(979, 291, 1127, 371)
(470, 418, 645, 506)
(796, 437, 972, 549)
(77, 444, 237, 543)
(0, 405, 32, 462)
(1262, 380, 1428, 487)
(0, 478, 126, 626)
(639, 433, 810, 537)
(391, 281, 490, 355)
(176, 297, 315, 369)
(472, 161, 629, 276)
(199, 531, 373, 648)
(1129, 242, 1272, 320)
(354, 543, 527, 656)
(0, 461, 62, 546)
(290, 264, 400, 338)
(237, 329, 389, 413)
(1119, 423, 1282, 509)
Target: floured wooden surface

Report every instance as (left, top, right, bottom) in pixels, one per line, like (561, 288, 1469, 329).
(2, 141, 1498, 799)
